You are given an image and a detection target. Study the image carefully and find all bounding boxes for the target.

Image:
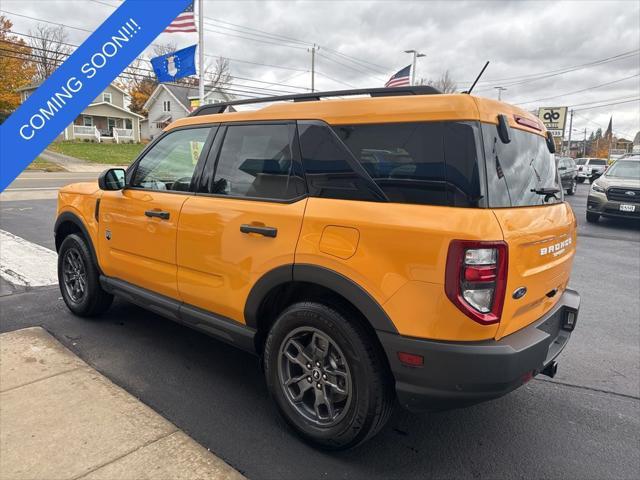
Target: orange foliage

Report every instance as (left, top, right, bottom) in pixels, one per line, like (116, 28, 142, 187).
(0, 16, 35, 115)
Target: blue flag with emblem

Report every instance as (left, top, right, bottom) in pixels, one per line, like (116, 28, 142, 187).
(151, 44, 197, 82)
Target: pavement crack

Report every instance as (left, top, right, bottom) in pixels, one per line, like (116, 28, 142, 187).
(534, 377, 640, 401)
(70, 429, 180, 480)
(0, 366, 84, 394)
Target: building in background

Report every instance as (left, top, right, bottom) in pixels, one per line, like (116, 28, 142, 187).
(17, 83, 143, 143)
(142, 84, 232, 140)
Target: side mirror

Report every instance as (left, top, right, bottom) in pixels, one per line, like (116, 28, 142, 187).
(98, 168, 126, 190)
(546, 131, 556, 154)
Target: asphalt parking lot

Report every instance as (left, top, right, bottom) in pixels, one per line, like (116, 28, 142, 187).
(1, 174, 639, 479)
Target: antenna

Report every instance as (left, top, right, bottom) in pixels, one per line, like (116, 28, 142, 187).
(464, 61, 490, 94)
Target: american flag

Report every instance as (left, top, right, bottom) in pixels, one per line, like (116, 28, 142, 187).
(385, 65, 411, 88)
(164, 1, 197, 33)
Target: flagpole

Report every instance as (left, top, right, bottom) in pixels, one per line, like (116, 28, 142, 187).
(198, 0, 204, 105)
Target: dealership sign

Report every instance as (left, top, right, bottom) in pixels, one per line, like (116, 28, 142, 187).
(538, 107, 568, 138)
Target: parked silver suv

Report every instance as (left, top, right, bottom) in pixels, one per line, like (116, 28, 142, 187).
(586, 155, 640, 223)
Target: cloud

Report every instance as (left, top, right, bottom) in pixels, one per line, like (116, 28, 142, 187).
(3, 0, 639, 137)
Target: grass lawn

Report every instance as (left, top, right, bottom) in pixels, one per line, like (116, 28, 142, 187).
(27, 157, 66, 172)
(49, 141, 145, 165)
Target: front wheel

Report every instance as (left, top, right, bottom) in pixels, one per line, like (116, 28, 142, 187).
(577, 177, 586, 184)
(264, 302, 394, 450)
(566, 180, 577, 195)
(586, 211, 600, 223)
(58, 234, 113, 317)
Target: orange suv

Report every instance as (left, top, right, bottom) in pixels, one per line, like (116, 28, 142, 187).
(54, 87, 580, 449)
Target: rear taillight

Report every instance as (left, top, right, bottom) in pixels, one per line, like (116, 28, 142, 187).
(445, 240, 508, 325)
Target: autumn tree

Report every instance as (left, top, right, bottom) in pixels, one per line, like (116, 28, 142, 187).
(29, 23, 72, 81)
(0, 16, 35, 117)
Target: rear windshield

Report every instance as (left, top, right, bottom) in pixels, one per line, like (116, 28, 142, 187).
(482, 124, 561, 207)
(589, 159, 607, 166)
(606, 160, 640, 179)
(334, 121, 484, 207)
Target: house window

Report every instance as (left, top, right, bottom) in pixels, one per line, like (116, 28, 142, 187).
(103, 92, 112, 103)
(125, 119, 133, 129)
(83, 116, 93, 127)
(163, 101, 171, 112)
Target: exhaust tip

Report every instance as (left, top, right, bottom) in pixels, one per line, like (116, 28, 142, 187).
(541, 361, 558, 379)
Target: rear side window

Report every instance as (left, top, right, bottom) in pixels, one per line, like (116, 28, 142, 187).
(334, 122, 483, 207)
(297, 123, 380, 201)
(210, 124, 305, 200)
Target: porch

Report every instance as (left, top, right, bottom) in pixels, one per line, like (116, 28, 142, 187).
(66, 103, 142, 143)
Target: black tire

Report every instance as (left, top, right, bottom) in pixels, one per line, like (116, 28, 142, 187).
(577, 177, 586, 184)
(264, 302, 394, 450)
(586, 211, 600, 223)
(566, 180, 577, 196)
(58, 233, 113, 317)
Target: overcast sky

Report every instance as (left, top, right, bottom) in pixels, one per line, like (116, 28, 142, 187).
(3, 0, 639, 139)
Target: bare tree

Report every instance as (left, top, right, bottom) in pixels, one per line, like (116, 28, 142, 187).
(206, 57, 231, 90)
(418, 70, 457, 93)
(28, 24, 72, 81)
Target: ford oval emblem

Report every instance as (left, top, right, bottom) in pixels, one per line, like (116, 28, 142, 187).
(512, 287, 527, 300)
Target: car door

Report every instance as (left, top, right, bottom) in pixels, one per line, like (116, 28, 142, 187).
(98, 126, 214, 300)
(176, 122, 307, 323)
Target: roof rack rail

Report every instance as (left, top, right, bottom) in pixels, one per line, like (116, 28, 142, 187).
(189, 85, 441, 117)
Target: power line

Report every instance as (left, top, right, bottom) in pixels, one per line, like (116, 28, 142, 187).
(573, 98, 639, 112)
(472, 49, 639, 86)
(1, 9, 310, 73)
(514, 74, 640, 105)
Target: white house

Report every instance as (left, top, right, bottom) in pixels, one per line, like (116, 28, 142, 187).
(17, 83, 143, 143)
(142, 83, 232, 140)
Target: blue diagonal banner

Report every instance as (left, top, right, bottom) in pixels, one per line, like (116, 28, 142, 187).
(0, 0, 192, 192)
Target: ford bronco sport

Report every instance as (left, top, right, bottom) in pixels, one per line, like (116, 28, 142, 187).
(55, 86, 580, 450)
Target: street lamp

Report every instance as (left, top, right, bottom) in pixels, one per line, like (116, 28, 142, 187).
(404, 49, 426, 86)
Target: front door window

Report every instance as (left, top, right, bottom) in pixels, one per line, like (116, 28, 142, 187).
(132, 127, 211, 191)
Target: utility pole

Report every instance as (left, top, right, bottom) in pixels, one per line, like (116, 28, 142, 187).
(309, 44, 319, 92)
(494, 86, 507, 101)
(583, 128, 587, 156)
(566, 109, 574, 156)
(404, 49, 426, 86)
(198, 0, 204, 105)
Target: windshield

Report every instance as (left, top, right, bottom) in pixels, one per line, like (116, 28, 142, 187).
(590, 159, 607, 166)
(576, 158, 587, 165)
(605, 161, 640, 179)
(483, 124, 561, 207)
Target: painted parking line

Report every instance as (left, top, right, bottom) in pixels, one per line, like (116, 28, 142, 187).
(0, 230, 58, 287)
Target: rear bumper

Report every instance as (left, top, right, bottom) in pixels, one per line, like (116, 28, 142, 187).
(379, 288, 580, 412)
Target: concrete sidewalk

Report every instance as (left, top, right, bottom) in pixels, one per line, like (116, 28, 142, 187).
(0, 327, 243, 480)
(40, 150, 128, 173)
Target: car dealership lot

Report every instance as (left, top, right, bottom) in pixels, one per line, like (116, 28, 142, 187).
(1, 174, 639, 479)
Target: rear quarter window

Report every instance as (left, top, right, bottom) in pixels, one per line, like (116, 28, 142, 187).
(334, 121, 484, 207)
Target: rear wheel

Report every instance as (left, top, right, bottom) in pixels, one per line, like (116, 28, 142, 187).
(577, 177, 585, 184)
(566, 180, 577, 195)
(264, 302, 394, 450)
(58, 234, 113, 317)
(586, 211, 600, 223)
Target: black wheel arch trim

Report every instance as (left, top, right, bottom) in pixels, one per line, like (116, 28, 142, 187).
(54, 211, 101, 273)
(244, 263, 398, 334)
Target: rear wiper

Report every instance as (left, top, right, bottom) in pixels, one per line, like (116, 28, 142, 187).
(531, 187, 560, 202)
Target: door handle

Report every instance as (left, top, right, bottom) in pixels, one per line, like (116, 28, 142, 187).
(145, 210, 170, 220)
(240, 224, 277, 238)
